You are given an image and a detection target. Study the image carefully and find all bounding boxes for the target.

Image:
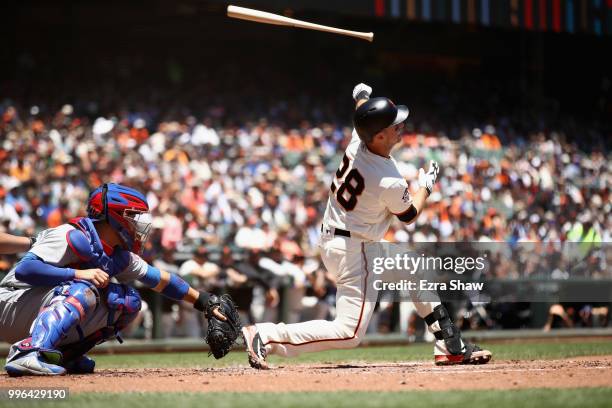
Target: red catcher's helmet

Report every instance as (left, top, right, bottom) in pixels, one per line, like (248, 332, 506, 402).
(87, 183, 152, 254)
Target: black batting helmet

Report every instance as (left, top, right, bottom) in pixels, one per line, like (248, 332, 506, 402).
(353, 97, 409, 143)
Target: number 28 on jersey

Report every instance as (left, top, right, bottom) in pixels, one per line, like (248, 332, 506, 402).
(330, 153, 364, 211)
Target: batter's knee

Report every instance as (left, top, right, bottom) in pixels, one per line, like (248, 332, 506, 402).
(330, 318, 364, 349)
(334, 335, 362, 350)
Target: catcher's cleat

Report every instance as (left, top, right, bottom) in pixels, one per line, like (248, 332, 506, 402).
(434, 343, 492, 366)
(4, 351, 66, 377)
(64, 355, 96, 374)
(242, 325, 269, 370)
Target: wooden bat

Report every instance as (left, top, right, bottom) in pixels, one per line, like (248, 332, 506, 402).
(227, 5, 374, 42)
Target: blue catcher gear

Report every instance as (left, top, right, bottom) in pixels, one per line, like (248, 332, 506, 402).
(87, 183, 152, 254)
(67, 217, 131, 277)
(59, 283, 142, 367)
(106, 283, 142, 335)
(4, 281, 99, 377)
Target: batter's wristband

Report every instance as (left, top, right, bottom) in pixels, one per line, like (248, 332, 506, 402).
(193, 291, 210, 312)
(355, 90, 370, 101)
(29, 236, 37, 247)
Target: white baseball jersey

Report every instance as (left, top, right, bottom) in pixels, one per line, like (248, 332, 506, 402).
(322, 129, 412, 241)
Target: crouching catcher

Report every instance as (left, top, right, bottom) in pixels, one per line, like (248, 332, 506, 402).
(0, 183, 241, 376)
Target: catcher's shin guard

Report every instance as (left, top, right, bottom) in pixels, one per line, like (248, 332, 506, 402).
(61, 283, 141, 365)
(425, 304, 491, 365)
(5, 281, 99, 375)
(105, 283, 141, 334)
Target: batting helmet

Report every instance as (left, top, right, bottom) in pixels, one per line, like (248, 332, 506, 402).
(87, 183, 152, 254)
(353, 97, 409, 143)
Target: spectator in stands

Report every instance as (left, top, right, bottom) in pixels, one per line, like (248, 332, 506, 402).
(177, 246, 221, 337)
(224, 249, 280, 325)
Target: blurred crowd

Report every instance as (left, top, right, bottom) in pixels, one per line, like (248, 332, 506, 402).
(0, 92, 609, 335)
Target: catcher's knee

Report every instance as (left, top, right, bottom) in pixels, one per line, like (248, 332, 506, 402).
(53, 280, 100, 318)
(27, 281, 100, 353)
(106, 284, 141, 330)
(58, 285, 142, 359)
(425, 304, 462, 355)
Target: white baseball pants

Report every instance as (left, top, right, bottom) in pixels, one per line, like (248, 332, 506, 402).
(255, 232, 444, 358)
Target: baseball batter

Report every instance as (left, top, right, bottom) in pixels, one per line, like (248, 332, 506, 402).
(242, 83, 492, 369)
(0, 183, 238, 376)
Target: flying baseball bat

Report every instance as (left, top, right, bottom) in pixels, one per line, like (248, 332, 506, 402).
(227, 5, 374, 42)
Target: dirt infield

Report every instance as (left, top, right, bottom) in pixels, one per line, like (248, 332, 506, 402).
(1, 356, 611, 393)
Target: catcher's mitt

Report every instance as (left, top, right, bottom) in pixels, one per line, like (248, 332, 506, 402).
(205, 294, 242, 359)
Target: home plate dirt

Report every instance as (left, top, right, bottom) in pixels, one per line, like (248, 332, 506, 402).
(1, 356, 611, 393)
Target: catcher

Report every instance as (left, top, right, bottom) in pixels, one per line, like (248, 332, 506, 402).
(0, 183, 241, 376)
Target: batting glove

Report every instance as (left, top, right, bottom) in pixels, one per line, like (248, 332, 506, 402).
(352, 83, 372, 102)
(418, 160, 440, 195)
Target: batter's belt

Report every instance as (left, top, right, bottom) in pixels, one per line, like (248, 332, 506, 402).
(321, 224, 351, 238)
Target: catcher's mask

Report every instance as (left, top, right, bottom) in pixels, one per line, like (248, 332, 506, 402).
(87, 183, 152, 254)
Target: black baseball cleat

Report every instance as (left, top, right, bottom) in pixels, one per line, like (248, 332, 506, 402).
(434, 342, 492, 366)
(242, 325, 269, 370)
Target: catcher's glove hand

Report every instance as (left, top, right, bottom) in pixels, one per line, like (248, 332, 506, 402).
(205, 294, 242, 359)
